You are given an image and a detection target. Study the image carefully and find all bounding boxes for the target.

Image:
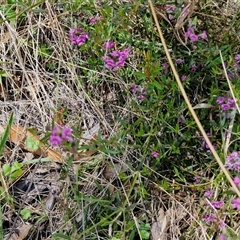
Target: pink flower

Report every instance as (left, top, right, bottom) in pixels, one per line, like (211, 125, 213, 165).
(216, 96, 226, 105)
(179, 115, 185, 123)
(225, 151, 240, 172)
(176, 58, 184, 64)
(90, 17, 98, 23)
(184, 26, 194, 38)
(233, 176, 240, 186)
(232, 198, 240, 210)
(131, 83, 137, 94)
(210, 200, 223, 209)
(200, 30, 208, 40)
(221, 103, 230, 111)
(103, 49, 130, 70)
(103, 41, 115, 49)
(151, 151, 159, 158)
(204, 189, 213, 197)
(194, 176, 201, 183)
(181, 75, 187, 81)
(190, 64, 197, 71)
(61, 127, 73, 141)
(189, 33, 199, 42)
(203, 214, 218, 223)
(219, 233, 227, 240)
(50, 125, 73, 146)
(69, 28, 88, 46)
(235, 54, 240, 61)
(164, 5, 175, 12)
(50, 135, 62, 146)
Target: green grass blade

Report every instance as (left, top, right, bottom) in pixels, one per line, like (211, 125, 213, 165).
(0, 113, 13, 156)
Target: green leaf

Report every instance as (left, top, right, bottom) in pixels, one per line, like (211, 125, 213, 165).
(25, 135, 40, 151)
(11, 162, 23, 173)
(20, 208, 31, 220)
(2, 164, 11, 176)
(0, 113, 13, 156)
(140, 229, 150, 239)
(10, 168, 22, 180)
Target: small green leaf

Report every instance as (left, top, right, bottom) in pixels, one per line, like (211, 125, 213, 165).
(25, 135, 40, 151)
(2, 164, 11, 176)
(20, 208, 31, 220)
(10, 168, 22, 180)
(11, 162, 23, 173)
(140, 229, 150, 239)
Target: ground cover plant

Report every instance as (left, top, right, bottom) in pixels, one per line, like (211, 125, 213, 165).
(0, 0, 240, 239)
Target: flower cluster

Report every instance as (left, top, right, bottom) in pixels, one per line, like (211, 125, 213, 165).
(103, 48, 130, 70)
(225, 151, 240, 172)
(216, 96, 236, 111)
(131, 83, 146, 101)
(69, 28, 88, 46)
(50, 125, 73, 146)
(184, 26, 207, 42)
(103, 41, 115, 49)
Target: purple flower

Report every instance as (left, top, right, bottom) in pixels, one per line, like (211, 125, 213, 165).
(90, 17, 98, 23)
(210, 200, 223, 209)
(233, 176, 240, 186)
(194, 176, 201, 183)
(61, 127, 73, 141)
(164, 5, 175, 12)
(233, 61, 239, 69)
(204, 189, 213, 197)
(152, 151, 159, 158)
(219, 234, 227, 240)
(131, 83, 147, 101)
(162, 62, 169, 73)
(69, 28, 88, 46)
(189, 33, 199, 42)
(131, 83, 137, 94)
(225, 151, 240, 171)
(50, 125, 74, 147)
(200, 30, 208, 40)
(217, 96, 236, 111)
(190, 64, 197, 71)
(181, 75, 187, 81)
(103, 41, 115, 49)
(227, 98, 236, 108)
(235, 54, 240, 61)
(50, 135, 62, 146)
(52, 125, 62, 136)
(219, 220, 225, 229)
(176, 58, 184, 64)
(216, 96, 226, 105)
(179, 115, 185, 123)
(184, 26, 194, 38)
(203, 215, 218, 223)
(103, 49, 130, 70)
(221, 104, 230, 111)
(232, 198, 240, 210)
